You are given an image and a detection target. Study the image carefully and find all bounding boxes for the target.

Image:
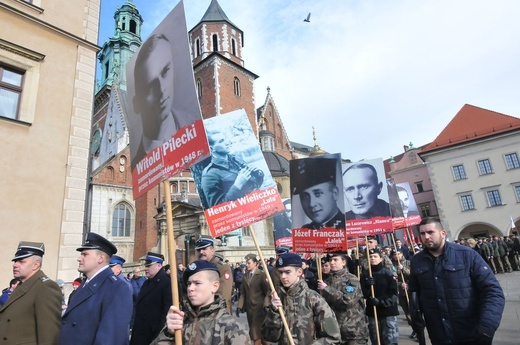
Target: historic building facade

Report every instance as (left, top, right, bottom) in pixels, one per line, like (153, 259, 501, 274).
(0, 0, 101, 281)
(419, 104, 520, 239)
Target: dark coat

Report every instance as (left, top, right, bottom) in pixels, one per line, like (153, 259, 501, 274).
(130, 268, 172, 345)
(409, 242, 505, 344)
(60, 267, 133, 345)
(361, 263, 399, 318)
(0, 270, 62, 345)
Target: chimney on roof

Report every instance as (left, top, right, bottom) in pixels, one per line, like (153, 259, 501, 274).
(403, 145, 409, 152)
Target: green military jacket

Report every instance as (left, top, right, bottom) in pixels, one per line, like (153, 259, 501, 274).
(152, 296, 250, 345)
(322, 268, 369, 342)
(0, 270, 62, 345)
(263, 279, 341, 345)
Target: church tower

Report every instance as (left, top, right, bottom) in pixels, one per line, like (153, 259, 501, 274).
(97, 0, 143, 89)
(189, 0, 259, 131)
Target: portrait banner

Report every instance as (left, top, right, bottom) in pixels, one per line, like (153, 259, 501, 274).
(125, 1, 209, 199)
(387, 178, 406, 229)
(290, 154, 347, 253)
(396, 182, 422, 227)
(273, 198, 293, 247)
(342, 158, 393, 236)
(190, 109, 284, 237)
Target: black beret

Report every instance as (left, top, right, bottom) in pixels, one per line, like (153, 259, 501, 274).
(291, 157, 337, 195)
(369, 248, 381, 256)
(77, 233, 117, 256)
(183, 260, 220, 284)
(276, 253, 302, 268)
(276, 246, 290, 255)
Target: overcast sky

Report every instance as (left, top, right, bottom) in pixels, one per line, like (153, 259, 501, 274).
(98, 0, 520, 162)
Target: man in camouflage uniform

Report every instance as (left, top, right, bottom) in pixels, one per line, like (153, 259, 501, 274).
(196, 237, 234, 312)
(152, 260, 251, 345)
(318, 252, 368, 345)
(263, 253, 341, 344)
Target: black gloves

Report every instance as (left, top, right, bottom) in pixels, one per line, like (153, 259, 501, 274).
(366, 277, 375, 286)
(474, 329, 493, 345)
(367, 297, 380, 306)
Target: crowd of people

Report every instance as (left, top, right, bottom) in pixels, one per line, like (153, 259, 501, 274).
(0, 217, 508, 344)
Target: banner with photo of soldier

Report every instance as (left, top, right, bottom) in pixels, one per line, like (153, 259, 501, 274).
(190, 109, 284, 237)
(387, 178, 406, 229)
(273, 198, 293, 247)
(290, 153, 347, 253)
(396, 182, 422, 227)
(125, 1, 209, 199)
(342, 158, 393, 236)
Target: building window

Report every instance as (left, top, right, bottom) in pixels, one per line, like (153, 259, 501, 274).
(242, 227, 251, 236)
(416, 182, 424, 193)
(478, 159, 493, 175)
(514, 185, 520, 202)
(460, 194, 475, 211)
(0, 65, 24, 120)
(419, 203, 430, 217)
(505, 153, 520, 170)
(212, 34, 218, 52)
(112, 203, 131, 237)
(486, 190, 502, 207)
(196, 79, 202, 99)
(129, 19, 137, 34)
(233, 77, 240, 97)
(231, 38, 237, 55)
(452, 164, 466, 180)
(195, 38, 200, 57)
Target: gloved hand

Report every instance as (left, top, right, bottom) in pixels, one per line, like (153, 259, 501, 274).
(235, 308, 242, 317)
(367, 297, 380, 306)
(365, 277, 375, 286)
(474, 329, 493, 345)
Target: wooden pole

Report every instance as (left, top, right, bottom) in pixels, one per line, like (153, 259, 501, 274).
(163, 180, 182, 345)
(249, 225, 295, 345)
(316, 253, 322, 281)
(406, 227, 417, 255)
(366, 236, 381, 345)
(390, 232, 410, 306)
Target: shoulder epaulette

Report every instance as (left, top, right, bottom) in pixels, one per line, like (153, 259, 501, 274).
(41, 276, 50, 283)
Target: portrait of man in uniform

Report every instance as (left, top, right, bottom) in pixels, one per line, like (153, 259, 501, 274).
(290, 154, 345, 230)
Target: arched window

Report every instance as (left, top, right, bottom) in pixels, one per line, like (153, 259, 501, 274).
(122, 17, 126, 31)
(130, 20, 137, 34)
(212, 34, 218, 52)
(112, 203, 131, 237)
(197, 79, 202, 99)
(195, 38, 201, 57)
(234, 77, 240, 97)
(231, 38, 237, 55)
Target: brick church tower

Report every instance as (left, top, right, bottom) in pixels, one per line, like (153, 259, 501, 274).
(189, 0, 259, 130)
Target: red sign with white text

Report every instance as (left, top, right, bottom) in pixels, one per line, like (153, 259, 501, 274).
(205, 187, 284, 237)
(345, 216, 394, 237)
(292, 227, 347, 253)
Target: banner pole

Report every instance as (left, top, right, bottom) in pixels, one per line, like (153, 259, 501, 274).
(163, 180, 182, 345)
(366, 235, 381, 345)
(249, 225, 295, 345)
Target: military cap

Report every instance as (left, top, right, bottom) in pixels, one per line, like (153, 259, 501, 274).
(369, 248, 381, 256)
(56, 279, 65, 288)
(276, 253, 302, 268)
(109, 255, 126, 267)
(77, 232, 117, 256)
(367, 235, 377, 241)
(12, 241, 45, 261)
(183, 260, 220, 284)
(244, 253, 258, 261)
(329, 251, 348, 259)
(292, 157, 337, 195)
(276, 246, 290, 255)
(195, 237, 215, 250)
(144, 252, 164, 266)
(214, 253, 224, 262)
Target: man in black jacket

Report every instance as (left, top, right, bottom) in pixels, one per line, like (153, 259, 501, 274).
(130, 252, 172, 345)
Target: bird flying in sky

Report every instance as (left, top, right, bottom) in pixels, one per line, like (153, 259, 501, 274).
(304, 12, 311, 22)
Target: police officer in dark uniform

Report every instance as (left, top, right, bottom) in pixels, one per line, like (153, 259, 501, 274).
(131, 252, 172, 345)
(60, 233, 133, 345)
(291, 157, 345, 229)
